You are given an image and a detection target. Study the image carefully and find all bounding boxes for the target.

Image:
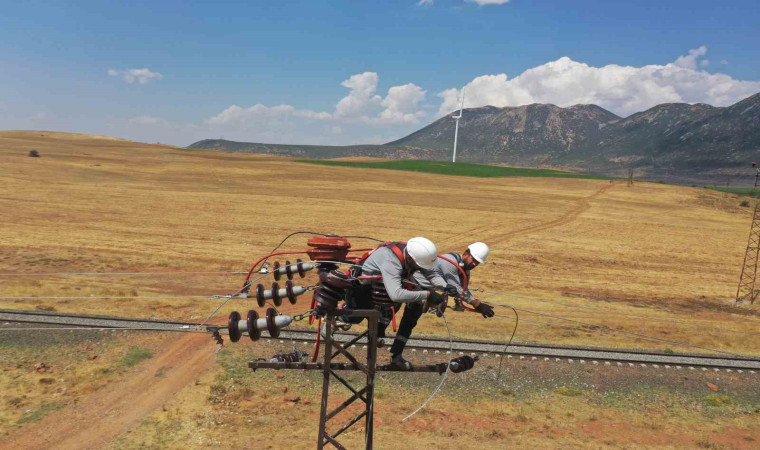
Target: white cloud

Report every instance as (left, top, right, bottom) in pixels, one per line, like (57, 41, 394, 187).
(438, 46, 760, 117)
(417, 0, 434, 5)
(469, 0, 510, 5)
(673, 45, 707, 70)
(376, 83, 427, 124)
(335, 72, 383, 118)
(108, 68, 163, 84)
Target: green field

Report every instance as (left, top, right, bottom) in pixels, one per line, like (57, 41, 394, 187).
(708, 186, 760, 197)
(297, 159, 608, 179)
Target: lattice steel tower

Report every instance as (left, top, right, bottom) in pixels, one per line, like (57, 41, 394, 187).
(735, 201, 760, 304)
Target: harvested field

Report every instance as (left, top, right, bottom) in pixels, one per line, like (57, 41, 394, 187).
(1, 130, 759, 448)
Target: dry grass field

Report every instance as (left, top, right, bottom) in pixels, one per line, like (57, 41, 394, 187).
(1, 130, 759, 448)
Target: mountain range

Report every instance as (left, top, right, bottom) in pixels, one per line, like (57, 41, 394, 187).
(188, 92, 760, 180)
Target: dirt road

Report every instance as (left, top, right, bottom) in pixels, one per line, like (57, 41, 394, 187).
(0, 334, 217, 449)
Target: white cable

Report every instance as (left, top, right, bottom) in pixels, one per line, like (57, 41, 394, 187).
(402, 313, 453, 422)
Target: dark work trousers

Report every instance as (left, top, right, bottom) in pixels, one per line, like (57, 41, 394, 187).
(389, 301, 424, 357)
(343, 284, 396, 338)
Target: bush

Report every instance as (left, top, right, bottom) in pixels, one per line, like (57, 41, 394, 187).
(705, 394, 732, 407)
(29, 149, 40, 157)
(122, 346, 153, 367)
(740, 200, 751, 207)
(554, 386, 582, 397)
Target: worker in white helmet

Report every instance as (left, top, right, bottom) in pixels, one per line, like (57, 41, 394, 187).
(389, 242, 494, 367)
(343, 237, 446, 350)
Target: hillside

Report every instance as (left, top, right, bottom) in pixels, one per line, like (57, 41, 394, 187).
(189, 93, 760, 180)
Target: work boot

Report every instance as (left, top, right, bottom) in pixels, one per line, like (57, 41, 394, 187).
(390, 353, 412, 371)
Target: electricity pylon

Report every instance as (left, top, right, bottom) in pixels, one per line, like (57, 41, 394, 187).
(735, 202, 760, 304)
(734, 164, 760, 304)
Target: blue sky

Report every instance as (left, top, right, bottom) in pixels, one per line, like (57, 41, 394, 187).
(1, 0, 758, 146)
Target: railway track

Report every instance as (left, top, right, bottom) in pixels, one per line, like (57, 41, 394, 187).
(2, 309, 758, 372)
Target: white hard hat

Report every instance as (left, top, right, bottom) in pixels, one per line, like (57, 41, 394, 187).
(406, 237, 438, 270)
(467, 242, 489, 264)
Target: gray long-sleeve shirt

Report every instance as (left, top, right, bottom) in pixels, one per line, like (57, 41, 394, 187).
(411, 252, 475, 303)
(360, 246, 444, 304)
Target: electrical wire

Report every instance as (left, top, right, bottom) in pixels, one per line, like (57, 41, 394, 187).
(254, 231, 328, 273)
(199, 271, 271, 327)
(482, 298, 742, 357)
(402, 312, 453, 423)
(0, 271, 246, 277)
(0, 326, 209, 333)
(0, 295, 214, 301)
(494, 305, 519, 382)
(343, 235, 384, 243)
(483, 289, 760, 337)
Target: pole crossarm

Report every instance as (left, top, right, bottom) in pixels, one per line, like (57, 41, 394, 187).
(248, 361, 448, 373)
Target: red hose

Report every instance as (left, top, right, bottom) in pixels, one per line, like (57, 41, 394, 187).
(436, 254, 469, 291)
(311, 317, 322, 362)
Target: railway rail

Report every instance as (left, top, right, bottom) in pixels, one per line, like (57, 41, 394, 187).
(2, 309, 758, 372)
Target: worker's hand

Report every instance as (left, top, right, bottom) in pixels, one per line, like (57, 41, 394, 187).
(475, 302, 495, 318)
(427, 290, 445, 306)
(444, 285, 459, 297)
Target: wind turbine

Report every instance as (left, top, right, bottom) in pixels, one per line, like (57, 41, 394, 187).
(452, 87, 465, 163)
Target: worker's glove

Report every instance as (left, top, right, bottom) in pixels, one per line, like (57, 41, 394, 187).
(444, 285, 459, 297)
(475, 302, 495, 318)
(427, 290, 445, 306)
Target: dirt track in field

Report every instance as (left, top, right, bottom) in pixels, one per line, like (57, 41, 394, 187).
(0, 334, 217, 449)
(442, 182, 614, 249)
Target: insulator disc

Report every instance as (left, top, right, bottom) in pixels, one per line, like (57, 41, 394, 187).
(247, 310, 261, 341)
(286, 280, 297, 305)
(266, 308, 280, 338)
(271, 282, 282, 306)
(228, 311, 242, 343)
(273, 261, 281, 281)
(285, 260, 294, 280)
(256, 284, 266, 308)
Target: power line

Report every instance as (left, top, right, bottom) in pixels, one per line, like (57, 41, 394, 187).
(483, 290, 760, 336)
(0, 295, 215, 300)
(0, 271, 246, 276)
(485, 300, 741, 357)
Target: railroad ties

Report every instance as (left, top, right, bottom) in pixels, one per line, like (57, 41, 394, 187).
(2, 309, 758, 373)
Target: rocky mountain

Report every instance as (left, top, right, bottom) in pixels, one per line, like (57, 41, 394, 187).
(386, 103, 622, 165)
(188, 92, 760, 179)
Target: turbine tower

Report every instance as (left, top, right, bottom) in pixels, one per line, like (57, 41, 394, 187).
(452, 87, 465, 163)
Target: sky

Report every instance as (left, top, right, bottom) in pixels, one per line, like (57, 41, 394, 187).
(1, 0, 758, 146)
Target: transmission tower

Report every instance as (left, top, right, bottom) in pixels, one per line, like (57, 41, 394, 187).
(734, 163, 760, 304)
(735, 202, 760, 304)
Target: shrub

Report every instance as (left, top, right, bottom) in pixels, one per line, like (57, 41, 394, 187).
(740, 200, 750, 207)
(554, 386, 582, 397)
(122, 346, 153, 367)
(29, 149, 40, 157)
(705, 394, 732, 407)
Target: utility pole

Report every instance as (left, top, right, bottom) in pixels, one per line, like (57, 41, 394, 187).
(452, 88, 465, 163)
